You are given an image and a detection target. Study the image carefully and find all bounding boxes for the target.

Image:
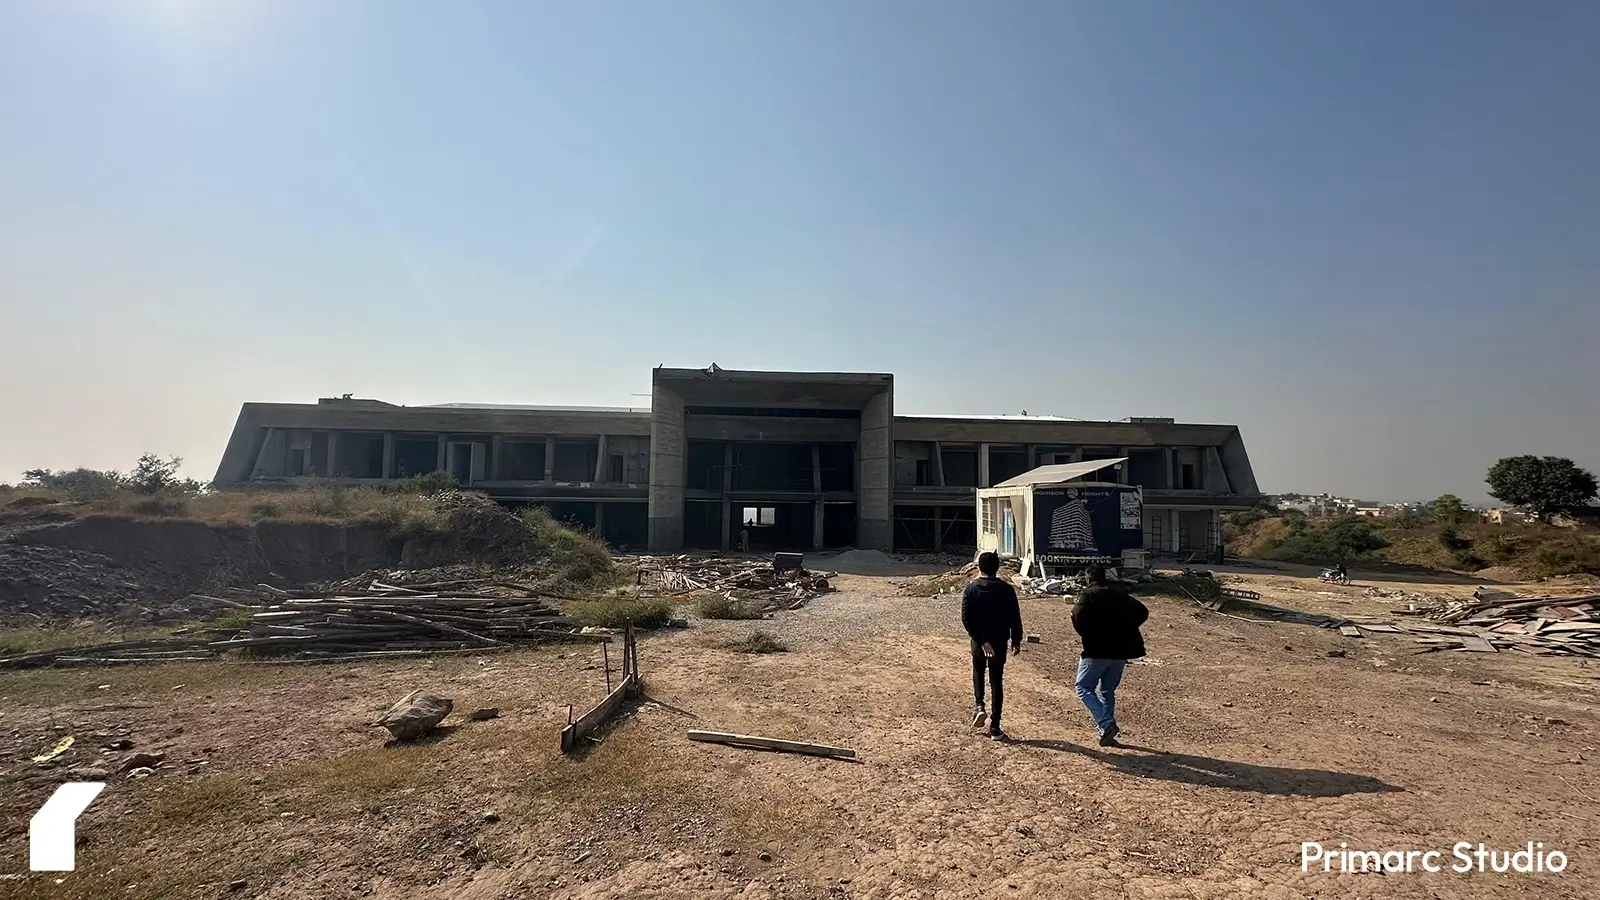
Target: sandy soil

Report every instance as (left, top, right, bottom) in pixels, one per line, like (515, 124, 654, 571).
(2, 563, 1598, 899)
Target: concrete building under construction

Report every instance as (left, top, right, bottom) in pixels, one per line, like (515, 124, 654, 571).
(212, 367, 1262, 555)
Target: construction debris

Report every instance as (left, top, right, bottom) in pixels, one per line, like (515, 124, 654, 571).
(687, 729, 858, 761)
(1357, 593, 1600, 658)
(0, 577, 599, 669)
(561, 623, 640, 753)
(636, 555, 835, 612)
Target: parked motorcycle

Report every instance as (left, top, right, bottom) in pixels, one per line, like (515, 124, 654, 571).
(1320, 568, 1350, 585)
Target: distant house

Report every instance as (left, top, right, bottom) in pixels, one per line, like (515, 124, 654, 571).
(1551, 507, 1600, 529)
(1354, 506, 1391, 518)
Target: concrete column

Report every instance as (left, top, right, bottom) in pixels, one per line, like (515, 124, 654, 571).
(594, 434, 609, 483)
(1025, 444, 1037, 473)
(435, 435, 447, 473)
(931, 441, 946, 486)
(812, 443, 822, 492)
(1164, 448, 1175, 489)
(488, 436, 502, 481)
(326, 431, 339, 478)
(978, 443, 991, 488)
(1167, 508, 1180, 553)
(647, 384, 687, 551)
(933, 506, 943, 552)
(812, 498, 825, 550)
(1210, 508, 1221, 551)
(856, 385, 894, 551)
(594, 502, 606, 541)
(721, 500, 732, 551)
(722, 441, 734, 494)
(381, 433, 395, 479)
(543, 437, 556, 482)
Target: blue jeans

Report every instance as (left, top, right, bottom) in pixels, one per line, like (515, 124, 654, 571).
(1075, 658, 1127, 735)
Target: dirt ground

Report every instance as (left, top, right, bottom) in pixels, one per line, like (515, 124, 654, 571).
(3, 561, 1598, 899)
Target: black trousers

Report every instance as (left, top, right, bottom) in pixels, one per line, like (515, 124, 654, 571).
(971, 641, 1008, 728)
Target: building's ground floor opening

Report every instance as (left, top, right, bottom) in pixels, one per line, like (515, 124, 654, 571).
(681, 499, 860, 551)
(892, 505, 977, 553)
(1142, 507, 1222, 557)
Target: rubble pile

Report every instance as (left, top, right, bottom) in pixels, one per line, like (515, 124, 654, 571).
(0, 542, 169, 620)
(637, 555, 836, 612)
(1347, 593, 1600, 658)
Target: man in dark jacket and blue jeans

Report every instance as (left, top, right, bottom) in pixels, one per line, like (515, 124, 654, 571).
(962, 551, 1024, 740)
(1070, 564, 1149, 746)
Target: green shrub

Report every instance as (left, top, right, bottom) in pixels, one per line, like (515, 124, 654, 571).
(695, 594, 765, 620)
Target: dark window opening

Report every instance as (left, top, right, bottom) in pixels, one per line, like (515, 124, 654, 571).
(989, 450, 1028, 486)
(818, 443, 855, 491)
(393, 437, 440, 478)
(288, 448, 307, 476)
(609, 454, 625, 482)
(914, 459, 931, 486)
(501, 442, 546, 481)
(1181, 464, 1196, 490)
(686, 441, 726, 490)
(731, 442, 814, 491)
(943, 450, 979, 487)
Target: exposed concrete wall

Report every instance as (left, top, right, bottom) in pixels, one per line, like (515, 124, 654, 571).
(1173, 447, 1203, 489)
(684, 416, 858, 443)
(858, 387, 893, 550)
(647, 386, 687, 551)
(1203, 446, 1232, 493)
(893, 440, 934, 486)
(1218, 430, 1260, 495)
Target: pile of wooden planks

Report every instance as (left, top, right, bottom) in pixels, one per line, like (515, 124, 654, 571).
(0, 577, 596, 668)
(636, 555, 835, 611)
(1348, 593, 1600, 658)
(215, 580, 585, 660)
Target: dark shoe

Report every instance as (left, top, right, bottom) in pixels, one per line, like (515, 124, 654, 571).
(971, 706, 987, 728)
(1098, 722, 1121, 747)
(988, 728, 1010, 742)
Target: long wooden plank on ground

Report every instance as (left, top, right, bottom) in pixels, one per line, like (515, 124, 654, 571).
(560, 671, 637, 752)
(687, 730, 858, 761)
(1458, 635, 1498, 653)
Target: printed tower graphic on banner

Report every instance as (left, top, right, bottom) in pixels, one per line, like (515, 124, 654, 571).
(1048, 495, 1094, 550)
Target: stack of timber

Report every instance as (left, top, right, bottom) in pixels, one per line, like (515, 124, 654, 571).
(0, 577, 594, 669)
(217, 579, 585, 660)
(1345, 593, 1600, 658)
(636, 555, 836, 611)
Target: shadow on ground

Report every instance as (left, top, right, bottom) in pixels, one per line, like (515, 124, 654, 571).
(1017, 739, 1402, 798)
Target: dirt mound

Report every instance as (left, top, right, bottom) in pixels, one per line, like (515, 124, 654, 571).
(0, 495, 612, 621)
(827, 549, 897, 575)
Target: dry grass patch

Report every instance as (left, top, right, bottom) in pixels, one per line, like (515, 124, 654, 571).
(720, 630, 789, 654)
(568, 595, 674, 628)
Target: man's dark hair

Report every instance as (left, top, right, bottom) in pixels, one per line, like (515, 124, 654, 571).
(1083, 564, 1107, 585)
(977, 551, 1000, 576)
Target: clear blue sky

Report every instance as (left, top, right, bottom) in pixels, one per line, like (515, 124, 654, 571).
(2, 1, 1596, 505)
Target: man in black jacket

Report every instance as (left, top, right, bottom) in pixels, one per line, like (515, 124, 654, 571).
(1070, 564, 1149, 746)
(961, 551, 1023, 740)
